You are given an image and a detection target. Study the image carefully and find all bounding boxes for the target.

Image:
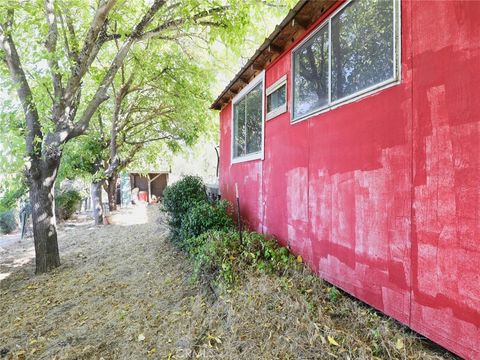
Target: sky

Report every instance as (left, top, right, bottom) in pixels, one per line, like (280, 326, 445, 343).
(209, 2, 294, 97)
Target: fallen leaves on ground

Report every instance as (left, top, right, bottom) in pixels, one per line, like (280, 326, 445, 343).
(0, 206, 458, 359)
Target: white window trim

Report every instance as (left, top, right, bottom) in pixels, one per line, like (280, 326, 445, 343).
(290, 0, 401, 124)
(231, 71, 265, 165)
(266, 74, 287, 121)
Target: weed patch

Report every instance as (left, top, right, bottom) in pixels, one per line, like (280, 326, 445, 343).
(160, 178, 457, 359)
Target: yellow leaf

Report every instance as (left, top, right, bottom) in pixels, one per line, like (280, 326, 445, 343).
(207, 334, 222, 344)
(137, 334, 145, 342)
(296, 255, 303, 263)
(395, 338, 404, 350)
(148, 348, 157, 355)
(327, 336, 339, 346)
(229, 255, 235, 261)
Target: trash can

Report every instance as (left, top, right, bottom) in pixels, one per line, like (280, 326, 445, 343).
(138, 191, 148, 202)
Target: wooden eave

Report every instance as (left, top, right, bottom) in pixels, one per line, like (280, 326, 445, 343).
(210, 0, 336, 110)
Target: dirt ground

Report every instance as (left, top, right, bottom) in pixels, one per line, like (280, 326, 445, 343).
(0, 206, 457, 360)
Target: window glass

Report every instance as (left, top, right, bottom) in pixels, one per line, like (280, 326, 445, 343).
(331, 0, 394, 100)
(291, 0, 397, 121)
(267, 83, 286, 113)
(292, 24, 329, 119)
(233, 97, 246, 158)
(233, 82, 263, 158)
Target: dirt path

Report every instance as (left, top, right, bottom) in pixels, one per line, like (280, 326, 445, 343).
(0, 206, 209, 359)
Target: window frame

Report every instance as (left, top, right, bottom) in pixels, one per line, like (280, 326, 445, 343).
(291, 0, 401, 124)
(266, 74, 287, 121)
(231, 71, 265, 164)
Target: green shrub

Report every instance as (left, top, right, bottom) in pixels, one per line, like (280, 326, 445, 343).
(190, 229, 299, 287)
(0, 209, 17, 234)
(162, 176, 209, 244)
(190, 230, 240, 285)
(161, 176, 300, 288)
(163, 175, 207, 222)
(55, 190, 82, 220)
(180, 200, 234, 252)
(241, 231, 294, 273)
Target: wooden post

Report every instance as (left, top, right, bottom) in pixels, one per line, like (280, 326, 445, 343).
(147, 174, 151, 203)
(147, 173, 162, 203)
(235, 183, 243, 245)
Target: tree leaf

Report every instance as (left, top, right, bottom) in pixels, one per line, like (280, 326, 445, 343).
(327, 335, 339, 346)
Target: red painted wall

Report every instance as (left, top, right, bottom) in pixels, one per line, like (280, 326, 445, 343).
(218, 1, 480, 358)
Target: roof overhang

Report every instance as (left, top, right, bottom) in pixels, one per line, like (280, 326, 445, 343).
(210, 0, 336, 110)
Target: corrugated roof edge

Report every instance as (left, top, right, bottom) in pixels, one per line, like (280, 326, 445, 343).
(210, 0, 309, 110)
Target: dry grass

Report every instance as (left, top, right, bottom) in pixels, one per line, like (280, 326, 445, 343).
(0, 206, 458, 359)
(192, 270, 458, 359)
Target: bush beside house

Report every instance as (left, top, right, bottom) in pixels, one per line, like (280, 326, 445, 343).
(162, 175, 208, 246)
(162, 176, 300, 287)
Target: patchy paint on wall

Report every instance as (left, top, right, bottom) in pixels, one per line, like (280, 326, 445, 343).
(218, 0, 480, 357)
(286, 167, 310, 259)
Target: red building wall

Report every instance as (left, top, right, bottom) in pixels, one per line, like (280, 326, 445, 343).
(218, 1, 480, 358)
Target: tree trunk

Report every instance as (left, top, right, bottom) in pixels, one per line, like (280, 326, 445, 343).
(91, 181, 104, 225)
(30, 176, 61, 274)
(106, 174, 118, 211)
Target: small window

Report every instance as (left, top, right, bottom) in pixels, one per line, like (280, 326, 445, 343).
(292, 0, 399, 122)
(266, 75, 287, 120)
(232, 76, 264, 162)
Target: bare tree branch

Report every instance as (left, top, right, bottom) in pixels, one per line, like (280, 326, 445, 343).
(44, 0, 63, 102)
(102, 5, 230, 43)
(63, 7, 80, 59)
(118, 143, 143, 169)
(58, 10, 73, 61)
(69, 0, 167, 139)
(63, 0, 117, 106)
(97, 112, 106, 142)
(123, 134, 176, 146)
(110, 71, 134, 167)
(139, 5, 229, 40)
